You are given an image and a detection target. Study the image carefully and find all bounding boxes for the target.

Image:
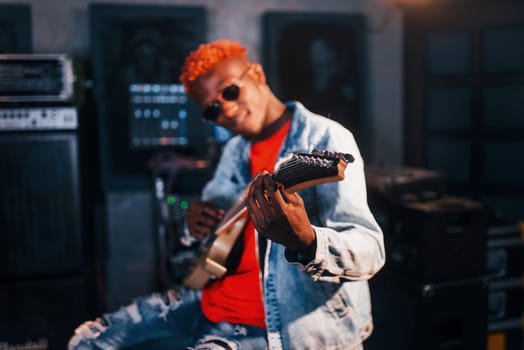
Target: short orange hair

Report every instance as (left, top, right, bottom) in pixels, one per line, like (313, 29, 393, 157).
(179, 39, 247, 97)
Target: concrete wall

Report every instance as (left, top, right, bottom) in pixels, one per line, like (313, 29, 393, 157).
(0, 0, 404, 165)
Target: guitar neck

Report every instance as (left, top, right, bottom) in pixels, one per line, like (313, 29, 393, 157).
(214, 152, 352, 234)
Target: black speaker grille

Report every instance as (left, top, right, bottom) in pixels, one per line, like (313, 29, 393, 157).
(0, 133, 83, 277)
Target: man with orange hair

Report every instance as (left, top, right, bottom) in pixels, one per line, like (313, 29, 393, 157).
(69, 39, 384, 350)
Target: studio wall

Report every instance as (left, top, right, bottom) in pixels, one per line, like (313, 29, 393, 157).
(0, 0, 404, 166)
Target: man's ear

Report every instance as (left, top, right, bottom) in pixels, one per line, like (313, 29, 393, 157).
(250, 63, 267, 84)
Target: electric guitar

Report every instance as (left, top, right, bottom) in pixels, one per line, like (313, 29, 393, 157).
(182, 150, 354, 289)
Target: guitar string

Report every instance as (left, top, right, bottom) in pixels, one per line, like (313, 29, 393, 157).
(277, 156, 335, 168)
(275, 158, 336, 173)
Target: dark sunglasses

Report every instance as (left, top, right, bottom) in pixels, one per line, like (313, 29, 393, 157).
(202, 65, 252, 122)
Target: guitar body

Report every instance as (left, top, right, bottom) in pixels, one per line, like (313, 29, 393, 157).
(183, 210, 248, 289)
(182, 151, 354, 289)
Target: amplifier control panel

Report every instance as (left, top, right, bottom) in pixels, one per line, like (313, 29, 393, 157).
(0, 106, 78, 130)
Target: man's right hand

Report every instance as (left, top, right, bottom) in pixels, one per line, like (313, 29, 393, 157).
(187, 200, 225, 240)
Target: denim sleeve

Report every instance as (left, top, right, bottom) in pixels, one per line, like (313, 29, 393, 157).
(201, 136, 248, 209)
(285, 124, 385, 282)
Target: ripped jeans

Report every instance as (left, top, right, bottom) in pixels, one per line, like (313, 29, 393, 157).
(68, 288, 268, 350)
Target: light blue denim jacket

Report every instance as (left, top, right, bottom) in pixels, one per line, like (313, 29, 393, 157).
(201, 101, 385, 350)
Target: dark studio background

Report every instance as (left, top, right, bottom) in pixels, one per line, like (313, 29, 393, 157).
(0, 0, 523, 349)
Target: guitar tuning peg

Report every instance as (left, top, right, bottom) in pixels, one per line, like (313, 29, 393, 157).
(310, 150, 354, 163)
(343, 154, 355, 163)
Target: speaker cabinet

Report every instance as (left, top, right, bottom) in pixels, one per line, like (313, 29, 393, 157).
(366, 165, 447, 208)
(0, 133, 83, 278)
(0, 131, 89, 348)
(390, 196, 487, 282)
(0, 278, 88, 349)
(487, 223, 524, 281)
(368, 278, 488, 350)
(486, 223, 524, 349)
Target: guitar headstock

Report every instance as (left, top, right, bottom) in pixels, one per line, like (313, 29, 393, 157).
(273, 150, 354, 193)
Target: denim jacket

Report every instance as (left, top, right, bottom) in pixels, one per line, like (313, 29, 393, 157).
(201, 101, 385, 350)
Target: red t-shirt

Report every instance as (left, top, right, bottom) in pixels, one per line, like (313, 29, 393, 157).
(201, 120, 291, 329)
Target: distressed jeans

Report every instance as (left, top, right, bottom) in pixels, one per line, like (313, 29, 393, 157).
(68, 288, 268, 350)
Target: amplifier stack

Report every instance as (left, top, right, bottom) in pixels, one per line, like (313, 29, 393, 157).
(365, 165, 489, 350)
(0, 54, 91, 349)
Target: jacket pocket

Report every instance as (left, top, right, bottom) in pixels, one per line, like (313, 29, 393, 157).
(318, 282, 352, 319)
